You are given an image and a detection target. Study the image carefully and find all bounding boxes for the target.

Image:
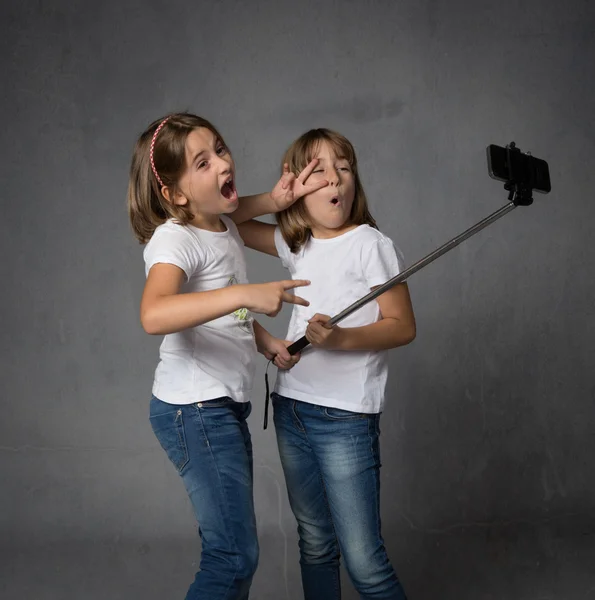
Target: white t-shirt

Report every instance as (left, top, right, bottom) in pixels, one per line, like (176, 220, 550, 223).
(144, 216, 256, 405)
(274, 225, 405, 414)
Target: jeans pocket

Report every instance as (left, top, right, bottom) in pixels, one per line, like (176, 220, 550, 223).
(150, 405, 190, 472)
(323, 406, 365, 420)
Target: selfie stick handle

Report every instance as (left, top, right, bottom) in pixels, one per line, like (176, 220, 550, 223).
(287, 200, 518, 355)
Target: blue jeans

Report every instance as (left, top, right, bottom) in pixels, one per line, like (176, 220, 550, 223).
(272, 393, 407, 600)
(149, 396, 258, 600)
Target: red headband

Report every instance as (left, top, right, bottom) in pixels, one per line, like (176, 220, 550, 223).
(149, 117, 170, 187)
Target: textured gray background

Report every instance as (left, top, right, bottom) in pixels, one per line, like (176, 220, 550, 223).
(2, 0, 594, 598)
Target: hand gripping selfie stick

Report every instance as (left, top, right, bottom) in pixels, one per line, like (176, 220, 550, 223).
(263, 142, 552, 428)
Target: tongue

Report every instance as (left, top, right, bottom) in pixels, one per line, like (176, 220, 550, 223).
(221, 182, 237, 201)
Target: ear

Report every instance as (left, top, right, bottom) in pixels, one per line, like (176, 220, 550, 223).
(161, 185, 188, 207)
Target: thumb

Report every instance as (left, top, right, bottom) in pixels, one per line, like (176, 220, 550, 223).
(308, 313, 330, 324)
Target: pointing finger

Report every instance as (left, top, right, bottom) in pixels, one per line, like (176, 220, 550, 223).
(282, 279, 310, 290)
(283, 292, 310, 307)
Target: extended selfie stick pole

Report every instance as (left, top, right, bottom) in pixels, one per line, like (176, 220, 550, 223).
(287, 156, 538, 356)
(287, 202, 516, 354)
(263, 142, 550, 428)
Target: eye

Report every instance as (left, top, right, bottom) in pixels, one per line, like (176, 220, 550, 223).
(312, 169, 324, 174)
(338, 166, 351, 172)
(197, 160, 208, 169)
(216, 145, 228, 156)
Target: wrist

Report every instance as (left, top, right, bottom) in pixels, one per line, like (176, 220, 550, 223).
(253, 322, 273, 352)
(267, 191, 278, 212)
(331, 326, 348, 350)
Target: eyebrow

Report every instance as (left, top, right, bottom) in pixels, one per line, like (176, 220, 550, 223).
(314, 156, 349, 163)
(190, 138, 225, 165)
(190, 150, 208, 165)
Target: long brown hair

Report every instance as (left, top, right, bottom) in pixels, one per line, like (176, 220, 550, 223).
(276, 128, 377, 252)
(127, 113, 227, 244)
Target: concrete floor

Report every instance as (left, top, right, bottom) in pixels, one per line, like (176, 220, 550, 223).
(3, 513, 594, 600)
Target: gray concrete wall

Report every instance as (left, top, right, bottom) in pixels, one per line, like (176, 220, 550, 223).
(1, 0, 594, 598)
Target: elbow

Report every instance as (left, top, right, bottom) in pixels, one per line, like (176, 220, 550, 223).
(404, 321, 417, 345)
(394, 321, 416, 347)
(140, 309, 162, 335)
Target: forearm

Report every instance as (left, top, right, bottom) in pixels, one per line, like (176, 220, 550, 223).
(252, 320, 274, 354)
(334, 318, 416, 351)
(231, 192, 274, 224)
(141, 286, 247, 335)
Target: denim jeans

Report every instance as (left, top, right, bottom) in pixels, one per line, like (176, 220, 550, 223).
(149, 396, 258, 600)
(272, 393, 407, 600)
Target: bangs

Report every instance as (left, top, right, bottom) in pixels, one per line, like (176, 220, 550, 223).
(289, 129, 357, 172)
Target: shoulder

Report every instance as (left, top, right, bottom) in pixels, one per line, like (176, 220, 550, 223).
(146, 220, 198, 248)
(358, 225, 405, 271)
(348, 225, 397, 255)
(353, 224, 393, 244)
(143, 220, 206, 277)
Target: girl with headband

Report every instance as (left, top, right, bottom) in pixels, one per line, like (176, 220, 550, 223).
(127, 113, 327, 599)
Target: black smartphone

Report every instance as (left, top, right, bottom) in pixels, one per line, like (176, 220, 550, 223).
(487, 144, 551, 193)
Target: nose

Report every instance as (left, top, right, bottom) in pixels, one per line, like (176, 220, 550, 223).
(216, 153, 232, 174)
(328, 168, 340, 186)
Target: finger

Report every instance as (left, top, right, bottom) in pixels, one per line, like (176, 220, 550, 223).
(307, 333, 320, 346)
(276, 346, 291, 361)
(281, 279, 311, 290)
(282, 172, 295, 190)
(264, 351, 274, 360)
(303, 179, 329, 193)
(307, 322, 323, 335)
(283, 292, 309, 307)
(296, 158, 319, 182)
(274, 356, 291, 369)
(307, 313, 325, 323)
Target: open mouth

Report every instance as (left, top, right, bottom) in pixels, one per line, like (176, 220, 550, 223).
(330, 197, 340, 206)
(221, 176, 238, 202)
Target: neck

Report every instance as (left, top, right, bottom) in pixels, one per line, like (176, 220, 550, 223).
(310, 223, 358, 240)
(190, 213, 227, 232)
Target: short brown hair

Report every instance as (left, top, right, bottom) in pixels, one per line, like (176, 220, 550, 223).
(127, 113, 227, 244)
(276, 128, 377, 252)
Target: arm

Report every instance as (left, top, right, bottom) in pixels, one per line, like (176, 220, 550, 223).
(231, 160, 328, 224)
(140, 263, 310, 335)
(230, 191, 275, 225)
(236, 219, 278, 256)
(305, 283, 416, 351)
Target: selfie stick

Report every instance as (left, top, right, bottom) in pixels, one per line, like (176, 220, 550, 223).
(286, 142, 546, 356)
